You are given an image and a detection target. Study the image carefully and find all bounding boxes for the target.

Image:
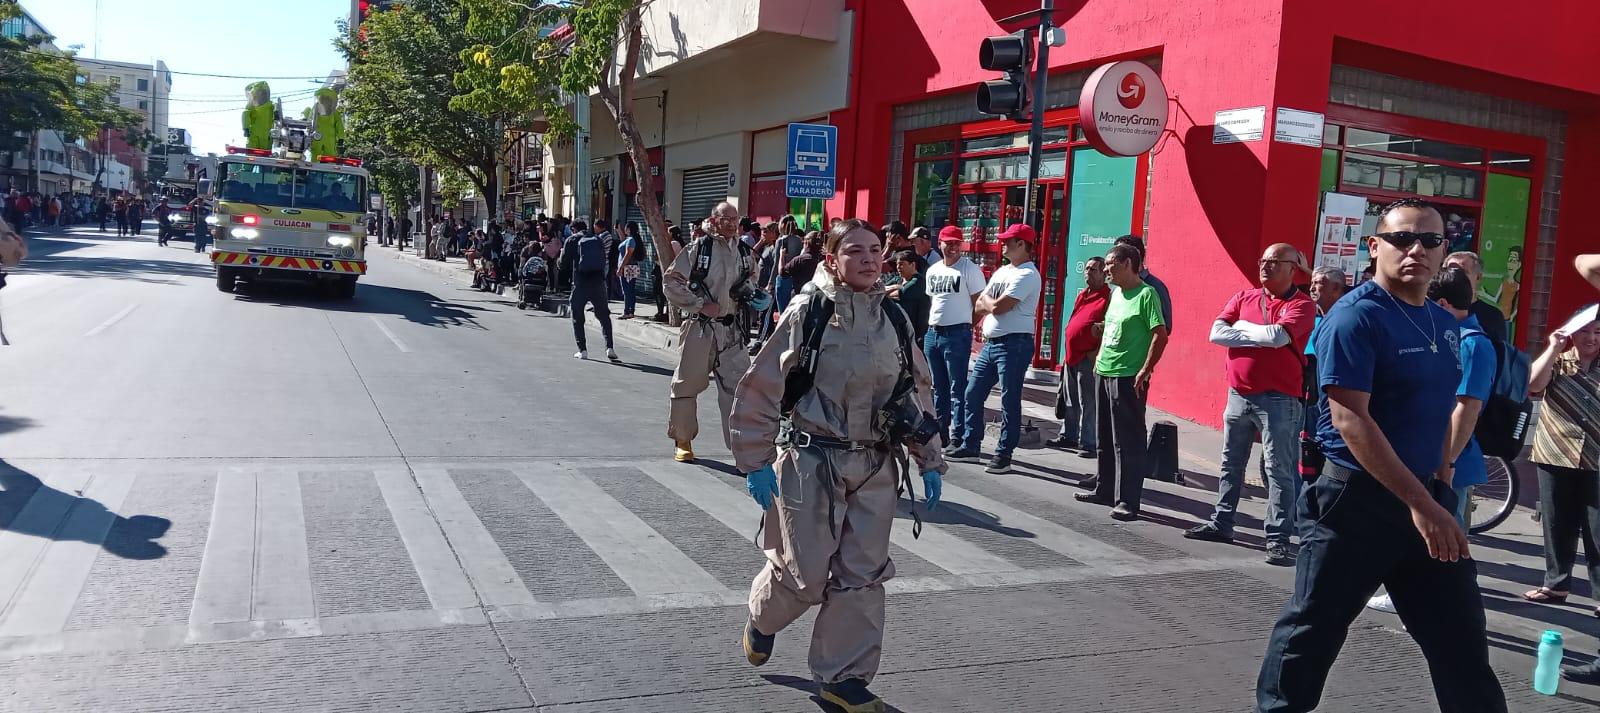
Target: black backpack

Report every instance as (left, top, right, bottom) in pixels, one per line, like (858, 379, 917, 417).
(1472, 327, 1533, 460)
(575, 232, 606, 274)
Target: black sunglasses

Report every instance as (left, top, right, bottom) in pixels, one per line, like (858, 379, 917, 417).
(1374, 231, 1445, 250)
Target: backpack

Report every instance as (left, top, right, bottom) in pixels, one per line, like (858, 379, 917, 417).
(1472, 328, 1533, 460)
(575, 232, 605, 274)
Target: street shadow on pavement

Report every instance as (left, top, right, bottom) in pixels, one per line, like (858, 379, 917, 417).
(240, 282, 489, 329)
(607, 360, 674, 377)
(894, 497, 1033, 539)
(0, 460, 170, 560)
(759, 674, 909, 713)
(0, 410, 37, 437)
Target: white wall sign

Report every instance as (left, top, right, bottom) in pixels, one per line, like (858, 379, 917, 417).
(1079, 60, 1168, 157)
(1213, 107, 1266, 144)
(1273, 107, 1325, 148)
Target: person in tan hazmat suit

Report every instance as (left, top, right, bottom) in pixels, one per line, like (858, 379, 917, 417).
(729, 219, 947, 713)
(661, 202, 766, 462)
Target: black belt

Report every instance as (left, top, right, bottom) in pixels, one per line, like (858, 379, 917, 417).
(778, 421, 886, 452)
(986, 332, 1032, 342)
(931, 323, 972, 332)
(693, 313, 738, 326)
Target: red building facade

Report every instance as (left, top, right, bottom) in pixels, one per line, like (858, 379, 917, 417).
(822, 0, 1600, 427)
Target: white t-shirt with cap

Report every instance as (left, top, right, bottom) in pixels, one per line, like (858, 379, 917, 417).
(979, 261, 1041, 338)
(925, 257, 987, 327)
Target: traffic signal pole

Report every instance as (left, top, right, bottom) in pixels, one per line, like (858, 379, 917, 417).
(1022, 0, 1053, 232)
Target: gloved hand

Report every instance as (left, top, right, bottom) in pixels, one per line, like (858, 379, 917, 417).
(746, 289, 773, 312)
(922, 470, 942, 511)
(746, 465, 779, 510)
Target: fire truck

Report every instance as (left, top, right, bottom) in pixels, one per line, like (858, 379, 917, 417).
(207, 117, 369, 298)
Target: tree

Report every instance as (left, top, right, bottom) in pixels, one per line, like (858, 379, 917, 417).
(335, 0, 513, 217)
(456, 0, 674, 273)
(342, 118, 417, 220)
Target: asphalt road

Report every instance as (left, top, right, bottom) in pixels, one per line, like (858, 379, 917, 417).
(0, 225, 1594, 712)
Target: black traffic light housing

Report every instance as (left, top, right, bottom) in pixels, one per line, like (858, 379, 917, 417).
(977, 30, 1032, 121)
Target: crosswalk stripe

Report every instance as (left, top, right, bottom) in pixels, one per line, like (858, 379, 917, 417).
(938, 483, 1136, 568)
(411, 468, 535, 606)
(634, 462, 1018, 577)
(0, 469, 99, 626)
(251, 470, 316, 622)
(0, 471, 139, 637)
(189, 469, 257, 626)
(374, 469, 479, 610)
(513, 465, 731, 597)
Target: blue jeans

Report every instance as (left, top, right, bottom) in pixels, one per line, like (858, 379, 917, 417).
(620, 276, 637, 315)
(775, 276, 795, 313)
(923, 323, 972, 444)
(958, 333, 1035, 457)
(1212, 389, 1303, 545)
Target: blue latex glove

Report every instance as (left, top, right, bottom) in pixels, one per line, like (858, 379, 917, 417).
(746, 289, 773, 312)
(922, 470, 942, 511)
(746, 465, 779, 510)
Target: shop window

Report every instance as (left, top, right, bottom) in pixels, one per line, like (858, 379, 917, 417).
(910, 160, 953, 230)
(1040, 126, 1070, 145)
(1039, 149, 1067, 179)
(961, 153, 1029, 183)
(1323, 123, 1341, 146)
(1344, 127, 1481, 164)
(1341, 154, 1480, 200)
(1489, 150, 1533, 173)
(914, 141, 953, 158)
(961, 133, 1025, 153)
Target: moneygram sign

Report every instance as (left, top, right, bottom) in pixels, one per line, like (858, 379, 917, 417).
(1080, 61, 1168, 157)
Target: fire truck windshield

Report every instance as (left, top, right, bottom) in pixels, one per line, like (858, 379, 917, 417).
(219, 163, 365, 213)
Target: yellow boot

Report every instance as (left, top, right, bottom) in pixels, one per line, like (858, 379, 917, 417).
(673, 440, 695, 463)
(819, 680, 884, 713)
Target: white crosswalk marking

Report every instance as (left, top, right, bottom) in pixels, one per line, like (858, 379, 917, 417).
(937, 483, 1136, 569)
(190, 469, 257, 626)
(635, 462, 1017, 577)
(411, 468, 535, 606)
(0, 469, 98, 623)
(0, 472, 139, 637)
(374, 469, 479, 610)
(513, 465, 730, 597)
(251, 470, 315, 622)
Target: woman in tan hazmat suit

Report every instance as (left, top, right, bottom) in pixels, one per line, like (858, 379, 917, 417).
(729, 219, 947, 713)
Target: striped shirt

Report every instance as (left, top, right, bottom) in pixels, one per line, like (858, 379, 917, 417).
(1530, 354, 1600, 471)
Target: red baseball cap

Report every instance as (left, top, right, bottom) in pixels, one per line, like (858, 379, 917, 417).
(937, 225, 964, 243)
(1000, 223, 1037, 245)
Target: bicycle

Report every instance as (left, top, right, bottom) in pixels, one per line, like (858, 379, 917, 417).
(1466, 455, 1521, 534)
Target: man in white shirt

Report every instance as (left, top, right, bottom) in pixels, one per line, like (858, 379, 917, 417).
(924, 225, 987, 446)
(948, 223, 1042, 474)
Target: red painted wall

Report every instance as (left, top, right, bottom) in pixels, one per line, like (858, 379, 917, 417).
(839, 0, 1600, 426)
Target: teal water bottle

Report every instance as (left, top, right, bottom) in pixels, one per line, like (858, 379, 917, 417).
(1534, 629, 1563, 695)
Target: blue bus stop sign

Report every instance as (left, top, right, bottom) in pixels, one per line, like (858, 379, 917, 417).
(785, 123, 837, 199)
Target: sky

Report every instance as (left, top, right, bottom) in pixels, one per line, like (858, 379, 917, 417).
(23, 0, 350, 156)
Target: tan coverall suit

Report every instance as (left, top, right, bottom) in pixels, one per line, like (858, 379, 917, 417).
(663, 233, 760, 447)
(729, 272, 947, 685)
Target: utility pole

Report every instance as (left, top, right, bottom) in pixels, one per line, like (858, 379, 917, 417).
(977, 0, 1061, 231)
(1021, 0, 1053, 232)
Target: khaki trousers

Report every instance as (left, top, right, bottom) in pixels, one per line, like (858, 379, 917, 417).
(749, 445, 898, 684)
(667, 318, 749, 448)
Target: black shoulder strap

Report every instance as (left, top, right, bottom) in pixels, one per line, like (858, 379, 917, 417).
(880, 300, 914, 374)
(688, 235, 716, 290)
(780, 291, 835, 416)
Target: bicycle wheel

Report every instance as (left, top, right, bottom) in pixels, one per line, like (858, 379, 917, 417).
(1468, 456, 1520, 534)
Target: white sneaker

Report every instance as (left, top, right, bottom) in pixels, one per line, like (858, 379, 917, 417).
(1366, 593, 1396, 613)
(574, 350, 587, 360)
(605, 348, 620, 362)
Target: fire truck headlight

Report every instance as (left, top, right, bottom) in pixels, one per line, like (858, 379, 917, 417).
(327, 235, 354, 248)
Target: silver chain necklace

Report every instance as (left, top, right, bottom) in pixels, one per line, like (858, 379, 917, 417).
(1385, 288, 1438, 353)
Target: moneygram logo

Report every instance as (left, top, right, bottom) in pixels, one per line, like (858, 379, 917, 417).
(1117, 73, 1145, 109)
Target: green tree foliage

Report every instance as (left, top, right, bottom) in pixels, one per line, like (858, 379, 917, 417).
(342, 118, 417, 219)
(0, 1, 148, 155)
(456, 0, 674, 267)
(335, 0, 510, 216)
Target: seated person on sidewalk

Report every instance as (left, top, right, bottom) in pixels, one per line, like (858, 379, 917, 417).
(1185, 244, 1315, 567)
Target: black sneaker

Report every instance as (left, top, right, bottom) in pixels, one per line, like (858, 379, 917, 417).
(742, 620, 774, 666)
(1183, 523, 1234, 543)
(1265, 542, 1296, 567)
(942, 442, 964, 456)
(1109, 504, 1139, 521)
(1043, 435, 1078, 450)
(819, 679, 885, 713)
(946, 447, 982, 463)
(984, 454, 1012, 474)
(1077, 448, 1097, 459)
(1074, 492, 1112, 505)
(1074, 477, 1098, 491)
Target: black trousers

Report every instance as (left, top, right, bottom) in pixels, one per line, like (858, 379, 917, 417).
(1094, 374, 1148, 511)
(569, 273, 613, 352)
(1257, 463, 1506, 713)
(1536, 463, 1600, 594)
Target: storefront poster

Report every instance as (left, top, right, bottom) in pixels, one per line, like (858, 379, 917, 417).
(1060, 148, 1137, 347)
(1479, 173, 1531, 340)
(1314, 192, 1367, 283)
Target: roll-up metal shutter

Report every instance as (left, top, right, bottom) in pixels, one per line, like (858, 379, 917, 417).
(679, 165, 729, 228)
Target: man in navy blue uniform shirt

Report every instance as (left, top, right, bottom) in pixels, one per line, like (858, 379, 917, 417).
(1255, 199, 1507, 712)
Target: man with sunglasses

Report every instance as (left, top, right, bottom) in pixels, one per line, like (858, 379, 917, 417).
(1256, 198, 1506, 712)
(1187, 244, 1315, 567)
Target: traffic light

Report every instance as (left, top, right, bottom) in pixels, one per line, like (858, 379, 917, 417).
(977, 30, 1032, 121)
